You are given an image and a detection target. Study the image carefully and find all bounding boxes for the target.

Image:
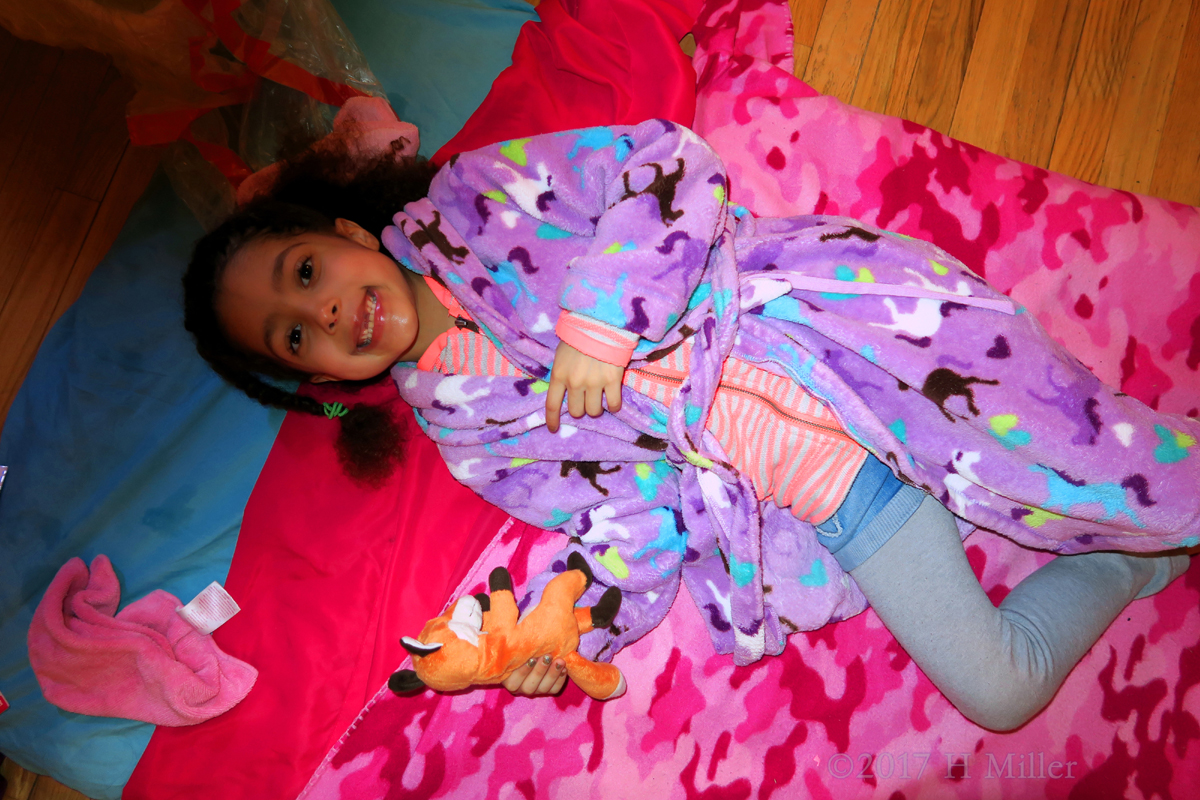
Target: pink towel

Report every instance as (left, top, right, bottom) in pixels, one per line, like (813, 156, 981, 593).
(27, 555, 257, 727)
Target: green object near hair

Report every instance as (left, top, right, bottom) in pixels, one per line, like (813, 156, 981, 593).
(323, 402, 349, 419)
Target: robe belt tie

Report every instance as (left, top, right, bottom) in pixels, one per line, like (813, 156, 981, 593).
(739, 271, 1017, 315)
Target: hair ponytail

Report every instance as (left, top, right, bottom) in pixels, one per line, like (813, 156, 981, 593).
(210, 348, 404, 487)
(334, 401, 405, 486)
(183, 142, 436, 485)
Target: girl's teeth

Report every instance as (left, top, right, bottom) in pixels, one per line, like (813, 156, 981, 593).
(359, 293, 377, 346)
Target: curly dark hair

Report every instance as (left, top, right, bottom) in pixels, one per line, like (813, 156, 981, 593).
(183, 140, 439, 485)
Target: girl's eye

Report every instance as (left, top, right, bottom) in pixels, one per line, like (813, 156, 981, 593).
(298, 258, 313, 287)
(287, 324, 303, 354)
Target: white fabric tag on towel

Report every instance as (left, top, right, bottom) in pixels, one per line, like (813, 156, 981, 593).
(176, 582, 241, 635)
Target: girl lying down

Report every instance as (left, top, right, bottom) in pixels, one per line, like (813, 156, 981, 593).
(183, 118, 1196, 731)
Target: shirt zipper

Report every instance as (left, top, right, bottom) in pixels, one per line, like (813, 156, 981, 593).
(627, 367, 854, 442)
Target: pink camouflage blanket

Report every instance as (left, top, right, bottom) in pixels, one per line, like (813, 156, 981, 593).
(298, 0, 1200, 797)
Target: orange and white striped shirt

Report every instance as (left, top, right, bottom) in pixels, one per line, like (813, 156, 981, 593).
(416, 280, 865, 524)
(624, 341, 865, 523)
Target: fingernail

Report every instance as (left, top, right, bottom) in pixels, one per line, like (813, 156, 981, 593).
(528, 658, 536, 667)
(542, 654, 552, 665)
(556, 661, 565, 672)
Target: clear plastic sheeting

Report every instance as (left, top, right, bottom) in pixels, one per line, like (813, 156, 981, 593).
(0, 0, 384, 228)
(233, 0, 378, 99)
(236, 79, 341, 172)
(162, 78, 345, 227)
(160, 140, 239, 233)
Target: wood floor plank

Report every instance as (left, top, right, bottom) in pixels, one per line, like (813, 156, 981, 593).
(851, 0, 935, 115)
(789, 0, 829, 46)
(64, 65, 135, 202)
(793, 42, 813, 78)
(998, 0, 1091, 168)
(0, 34, 48, 118)
(0, 190, 97, 429)
(0, 47, 109, 304)
(27, 776, 91, 800)
(0, 39, 61, 188)
(680, 31, 696, 57)
(901, 0, 984, 133)
(1149, 0, 1200, 205)
(1099, 0, 1189, 195)
(50, 144, 164, 328)
(0, 26, 16, 71)
(1048, 0, 1141, 183)
(804, 0, 883, 103)
(949, 0, 1039, 153)
(1, 757, 37, 800)
(883, 0, 937, 118)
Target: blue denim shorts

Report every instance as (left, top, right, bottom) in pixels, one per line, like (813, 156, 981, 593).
(814, 453, 926, 572)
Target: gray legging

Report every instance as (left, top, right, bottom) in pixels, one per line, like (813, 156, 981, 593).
(849, 495, 1190, 731)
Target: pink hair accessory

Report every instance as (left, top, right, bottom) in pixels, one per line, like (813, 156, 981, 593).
(236, 96, 420, 205)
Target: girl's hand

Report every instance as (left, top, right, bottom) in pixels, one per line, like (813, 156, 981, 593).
(546, 341, 624, 433)
(503, 654, 568, 696)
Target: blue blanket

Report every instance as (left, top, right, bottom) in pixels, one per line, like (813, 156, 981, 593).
(0, 1, 534, 796)
(0, 172, 278, 797)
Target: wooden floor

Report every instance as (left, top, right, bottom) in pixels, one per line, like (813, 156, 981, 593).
(1, 755, 84, 800)
(0, 27, 162, 436)
(791, 0, 1200, 204)
(1, 0, 1198, 796)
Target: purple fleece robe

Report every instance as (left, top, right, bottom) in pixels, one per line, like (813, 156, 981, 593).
(381, 120, 1200, 666)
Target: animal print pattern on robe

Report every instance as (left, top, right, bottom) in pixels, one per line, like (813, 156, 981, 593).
(383, 120, 1200, 669)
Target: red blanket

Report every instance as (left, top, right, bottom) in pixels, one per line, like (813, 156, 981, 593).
(125, 383, 520, 799)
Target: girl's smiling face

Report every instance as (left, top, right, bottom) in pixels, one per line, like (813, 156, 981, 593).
(217, 218, 420, 382)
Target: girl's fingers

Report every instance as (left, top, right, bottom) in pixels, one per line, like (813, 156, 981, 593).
(567, 382, 586, 420)
(536, 658, 566, 694)
(547, 342, 627, 430)
(585, 385, 604, 417)
(505, 655, 566, 696)
(545, 380, 566, 433)
(548, 661, 568, 695)
(502, 661, 535, 694)
(605, 382, 622, 414)
(515, 656, 552, 695)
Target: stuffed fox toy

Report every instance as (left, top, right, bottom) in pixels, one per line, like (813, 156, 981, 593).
(389, 553, 626, 700)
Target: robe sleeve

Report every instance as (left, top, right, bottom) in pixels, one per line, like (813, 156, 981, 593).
(430, 119, 729, 349)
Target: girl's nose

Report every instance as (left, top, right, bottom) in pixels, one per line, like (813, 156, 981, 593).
(317, 297, 339, 331)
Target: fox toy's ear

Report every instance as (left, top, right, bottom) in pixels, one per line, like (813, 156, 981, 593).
(388, 669, 426, 694)
(401, 636, 443, 657)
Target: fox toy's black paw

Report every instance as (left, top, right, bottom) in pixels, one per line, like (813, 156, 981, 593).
(488, 566, 513, 594)
(567, 551, 595, 590)
(590, 585, 622, 629)
(388, 669, 426, 695)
